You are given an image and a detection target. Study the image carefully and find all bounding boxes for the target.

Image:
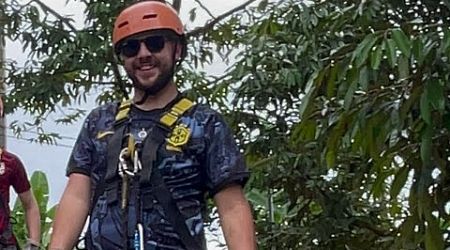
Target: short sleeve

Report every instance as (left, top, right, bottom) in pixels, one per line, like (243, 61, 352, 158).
(203, 113, 249, 197)
(10, 156, 31, 194)
(66, 114, 96, 177)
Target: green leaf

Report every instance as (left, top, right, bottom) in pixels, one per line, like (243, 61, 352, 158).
(372, 170, 390, 199)
(398, 55, 409, 80)
(390, 167, 410, 199)
(325, 150, 336, 168)
(353, 33, 379, 67)
(359, 66, 369, 91)
(425, 214, 444, 250)
(189, 8, 197, 22)
(427, 81, 445, 112)
(300, 120, 317, 141)
(441, 30, 450, 53)
(412, 37, 424, 65)
(386, 38, 397, 67)
(344, 67, 358, 110)
(308, 201, 323, 215)
(30, 171, 49, 211)
(420, 125, 433, 167)
(420, 90, 431, 124)
(399, 215, 419, 248)
(12, 171, 53, 248)
(391, 28, 411, 57)
(299, 85, 316, 119)
(326, 64, 338, 98)
(370, 42, 383, 70)
(247, 189, 267, 207)
(258, 0, 268, 10)
(300, 70, 324, 118)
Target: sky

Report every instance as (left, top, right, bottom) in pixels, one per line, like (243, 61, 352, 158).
(6, 0, 251, 205)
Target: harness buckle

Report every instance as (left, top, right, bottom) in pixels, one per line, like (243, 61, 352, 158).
(118, 148, 134, 177)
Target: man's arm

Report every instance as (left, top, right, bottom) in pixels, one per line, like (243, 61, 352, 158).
(18, 189, 41, 244)
(49, 173, 91, 250)
(214, 184, 256, 250)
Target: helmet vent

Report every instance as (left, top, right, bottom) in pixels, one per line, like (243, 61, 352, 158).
(143, 14, 157, 20)
(118, 21, 129, 29)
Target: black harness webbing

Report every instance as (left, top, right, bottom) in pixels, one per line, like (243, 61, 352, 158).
(91, 97, 203, 250)
(140, 124, 203, 250)
(138, 125, 167, 186)
(90, 122, 128, 211)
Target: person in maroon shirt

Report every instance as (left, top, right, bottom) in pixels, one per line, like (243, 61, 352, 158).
(0, 148, 41, 250)
(0, 97, 41, 249)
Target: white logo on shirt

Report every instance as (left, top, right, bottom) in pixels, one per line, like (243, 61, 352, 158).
(0, 162, 5, 175)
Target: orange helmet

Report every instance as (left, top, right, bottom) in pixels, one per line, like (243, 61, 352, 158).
(112, 1, 184, 47)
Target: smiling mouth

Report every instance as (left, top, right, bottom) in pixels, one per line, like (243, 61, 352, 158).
(138, 64, 156, 71)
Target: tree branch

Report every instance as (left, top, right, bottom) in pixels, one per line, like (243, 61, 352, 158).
(193, 0, 216, 19)
(186, 0, 259, 39)
(31, 0, 77, 32)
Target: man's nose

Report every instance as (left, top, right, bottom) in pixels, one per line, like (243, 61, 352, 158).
(137, 41, 152, 57)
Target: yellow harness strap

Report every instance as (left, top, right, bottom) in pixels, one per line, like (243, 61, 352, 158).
(97, 97, 194, 140)
(97, 99, 132, 140)
(115, 97, 194, 126)
(160, 98, 194, 127)
(115, 99, 132, 123)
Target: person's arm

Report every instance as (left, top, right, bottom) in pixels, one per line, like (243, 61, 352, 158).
(18, 189, 41, 244)
(0, 95, 4, 117)
(214, 184, 256, 250)
(49, 173, 91, 250)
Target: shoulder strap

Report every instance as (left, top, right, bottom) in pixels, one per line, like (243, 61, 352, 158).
(139, 97, 195, 185)
(150, 159, 203, 250)
(139, 97, 202, 250)
(115, 99, 132, 124)
(105, 99, 133, 182)
(160, 98, 194, 127)
(90, 101, 131, 211)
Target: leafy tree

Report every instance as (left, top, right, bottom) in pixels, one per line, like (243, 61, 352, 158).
(223, 0, 450, 249)
(2, 0, 450, 249)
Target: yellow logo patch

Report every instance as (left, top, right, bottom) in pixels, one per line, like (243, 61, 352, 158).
(168, 124, 191, 147)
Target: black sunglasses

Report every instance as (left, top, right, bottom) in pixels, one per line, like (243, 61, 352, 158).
(118, 35, 166, 57)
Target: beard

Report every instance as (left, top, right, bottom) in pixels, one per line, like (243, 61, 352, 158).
(129, 66, 174, 96)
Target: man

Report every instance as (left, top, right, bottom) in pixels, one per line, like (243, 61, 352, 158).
(50, 1, 256, 249)
(0, 148, 41, 249)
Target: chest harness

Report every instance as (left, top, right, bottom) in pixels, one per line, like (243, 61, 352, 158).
(92, 97, 203, 250)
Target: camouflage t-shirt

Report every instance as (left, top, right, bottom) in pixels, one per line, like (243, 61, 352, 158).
(67, 98, 249, 250)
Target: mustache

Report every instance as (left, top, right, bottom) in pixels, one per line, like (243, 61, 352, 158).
(133, 56, 158, 67)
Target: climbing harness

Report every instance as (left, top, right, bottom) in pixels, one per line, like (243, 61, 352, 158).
(91, 96, 203, 250)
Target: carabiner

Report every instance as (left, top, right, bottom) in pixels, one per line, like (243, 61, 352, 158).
(134, 223, 144, 250)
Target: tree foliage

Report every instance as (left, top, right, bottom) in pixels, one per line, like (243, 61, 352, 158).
(225, 0, 450, 249)
(2, 0, 450, 249)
